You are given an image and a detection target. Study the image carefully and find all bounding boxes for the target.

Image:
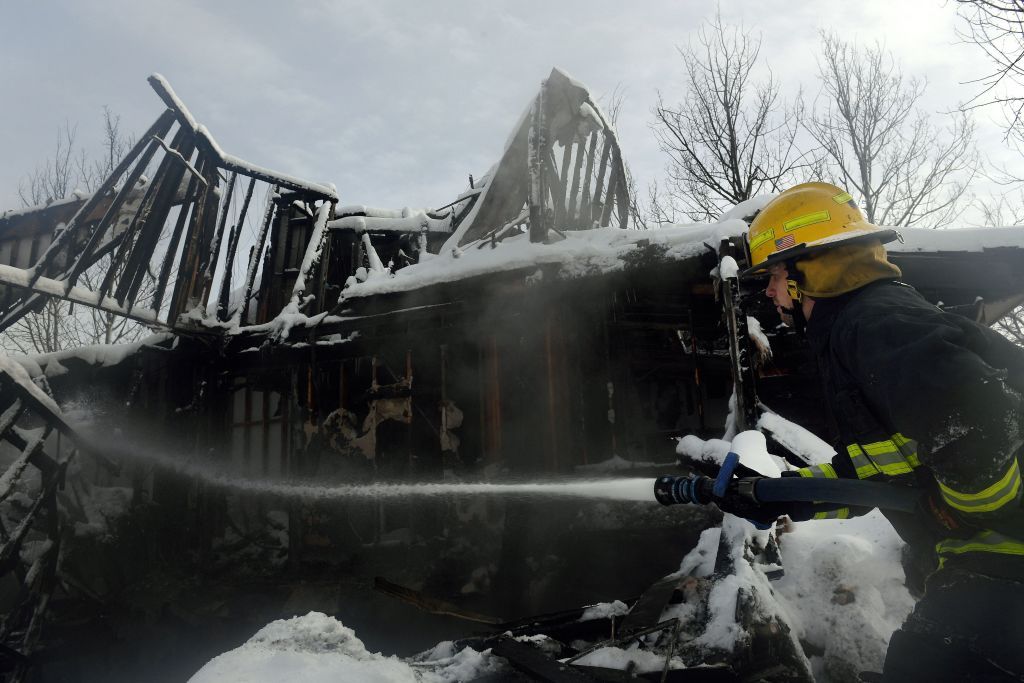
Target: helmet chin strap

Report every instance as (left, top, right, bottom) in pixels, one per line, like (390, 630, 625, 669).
(782, 265, 807, 335)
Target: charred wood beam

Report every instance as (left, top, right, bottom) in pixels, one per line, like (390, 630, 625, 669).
(591, 136, 612, 225)
(0, 460, 67, 575)
(150, 169, 203, 316)
(559, 140, 573, 222)
(218, 177, 257, 321)
(529, 86, 548, 244)
(117, 135, 198, 308)
(29, 109, 177, 285)
(599, 144, 621, 228)
(546, 150, 568, 232)
(491, 637, 595, 683)
(614, 152, 630, 230)
(373, 577, 504, 625)
(567, 137, 586, 227)
(0, 377, 118, 475)
(0, 401, 23, 436)
(99, 125, 191, 303)
(168, 155, 221, 322)
(239, 188, 279, 325)
(287, 202, 333, 312)
(0, 432, 49, 504)
(201, 171, 237, 303)
(577, 132, 598, 229)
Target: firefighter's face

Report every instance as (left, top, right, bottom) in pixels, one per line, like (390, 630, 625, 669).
(765, 264, 795, 326)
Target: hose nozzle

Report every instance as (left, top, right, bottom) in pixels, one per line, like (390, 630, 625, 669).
(653, 474, 713, 506)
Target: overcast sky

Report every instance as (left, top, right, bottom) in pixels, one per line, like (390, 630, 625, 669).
(0, 0, 1013, 218)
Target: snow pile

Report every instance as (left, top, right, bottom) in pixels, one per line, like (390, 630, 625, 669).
(188, 612, 499, 683)
(773, 511, 913, 681)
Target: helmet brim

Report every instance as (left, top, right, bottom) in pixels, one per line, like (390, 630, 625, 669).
(739, 227, 900, 279)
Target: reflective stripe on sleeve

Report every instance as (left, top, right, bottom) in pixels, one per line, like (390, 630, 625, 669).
(847, 444, 882, 479)
(937, 530, 1024, 560)
(938, 460, 1022, 514)
(848, 435, 921, 479)
(797, 464, 838, 479)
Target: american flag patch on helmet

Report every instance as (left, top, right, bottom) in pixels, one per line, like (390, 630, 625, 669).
(775, 235, 796, 249)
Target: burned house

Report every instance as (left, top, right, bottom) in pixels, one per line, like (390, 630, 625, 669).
(1, 69, 1024, 681)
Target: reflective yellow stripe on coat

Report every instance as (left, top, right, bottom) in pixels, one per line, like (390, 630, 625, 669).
(938, 530, 1024, 565)
(938, 460, 1022, 514)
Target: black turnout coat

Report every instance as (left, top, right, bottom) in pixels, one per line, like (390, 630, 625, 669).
(795, 279, 1024, 580)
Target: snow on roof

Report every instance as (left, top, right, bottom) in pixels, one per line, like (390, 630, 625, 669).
(9, 333, 174, 379)
(0, 191, 89, 224)
(889, 225, 1024, 253)
(342, 220, 748, 301)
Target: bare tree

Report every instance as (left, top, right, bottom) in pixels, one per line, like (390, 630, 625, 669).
(809, 33, 980, 228)
(4, 109, 146, 354)
(956, 1, 1024, 136)
(652, 12, 809, 221)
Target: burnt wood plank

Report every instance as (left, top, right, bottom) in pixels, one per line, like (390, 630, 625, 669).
(492, 636, 597, 683)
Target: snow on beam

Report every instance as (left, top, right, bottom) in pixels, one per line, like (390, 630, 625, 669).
(0, 264, 165, 331)
(147, 74, 338, 201)
(283, 202, 333, 315)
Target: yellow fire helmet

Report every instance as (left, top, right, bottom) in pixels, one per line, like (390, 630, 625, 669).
(740, 182, 899, 278)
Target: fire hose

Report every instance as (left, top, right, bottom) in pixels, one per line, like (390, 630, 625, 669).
(653, 452, 921, 513)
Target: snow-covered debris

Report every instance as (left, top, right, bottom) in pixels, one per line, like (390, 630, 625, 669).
(746, 316, 771, 360)
(578, 599, 630, 622)
(663, 516, 812, 676)
(676, 434, 732, 468)
(677, 430, 790, 476)
(0, 355, 60, 415)
(718, 255, 740, 280)
(757, 412, 836, 466)
(188, 612, 499, 683)
(329, 206, 452, 234)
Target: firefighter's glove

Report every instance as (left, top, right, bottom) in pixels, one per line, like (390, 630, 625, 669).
(703, 451, 788, 529)
(712, 479, 791, 529)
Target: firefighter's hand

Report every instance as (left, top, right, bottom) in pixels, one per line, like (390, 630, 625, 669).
(712, 479, 791, 528)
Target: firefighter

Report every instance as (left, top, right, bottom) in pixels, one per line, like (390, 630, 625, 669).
(737, 182, 1024, 681)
